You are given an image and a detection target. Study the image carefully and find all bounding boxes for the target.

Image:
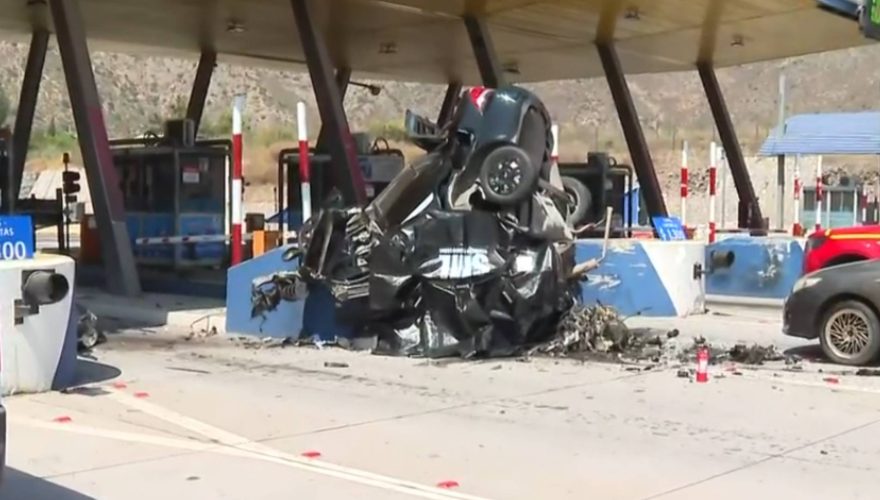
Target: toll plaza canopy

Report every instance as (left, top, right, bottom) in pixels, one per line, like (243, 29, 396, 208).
(0, 0, 869, 84)
(760, 112, 880, 156)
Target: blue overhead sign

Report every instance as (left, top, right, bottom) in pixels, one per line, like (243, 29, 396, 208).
(651, 216, 688, 241)
(0, 215, 35, 260)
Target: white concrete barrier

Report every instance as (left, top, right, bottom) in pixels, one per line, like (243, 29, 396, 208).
(0, 254, 76, 395)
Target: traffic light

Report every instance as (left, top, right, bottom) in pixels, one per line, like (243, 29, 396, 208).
(62, 170, 81, 196)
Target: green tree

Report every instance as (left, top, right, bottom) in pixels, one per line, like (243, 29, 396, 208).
(200, 110, 233, 138)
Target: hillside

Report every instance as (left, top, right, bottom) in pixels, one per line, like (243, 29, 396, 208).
(1, 39, 879, 189)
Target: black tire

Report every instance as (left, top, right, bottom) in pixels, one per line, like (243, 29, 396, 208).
(479, 145, 539, 206)
(819, 299, 880, 366)
(560, 176, 592, 225)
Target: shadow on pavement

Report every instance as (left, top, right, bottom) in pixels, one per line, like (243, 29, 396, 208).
(784, 344, 880, 368)
(71, 359, 122, 387)
(1, 468, 95, 499)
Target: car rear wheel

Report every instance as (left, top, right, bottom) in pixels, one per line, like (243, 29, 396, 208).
(479, 145, 538, 206)
(819, 300, 880, 366)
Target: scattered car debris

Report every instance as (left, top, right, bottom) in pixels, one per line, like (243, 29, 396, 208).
(727, 344, 784, 365)
(233, 336, 296, 350)
(323, 361, 350, 369)
(75, 303, 106, 351)
(529, 304, 631, 358)
(855, 368, 880, 376)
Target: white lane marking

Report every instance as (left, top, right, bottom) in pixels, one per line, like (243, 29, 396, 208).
(11, 416, 223, 453)
(736, 371, 880, 395)
(13, 416, 477, 499)
(105, 389, 489, 500)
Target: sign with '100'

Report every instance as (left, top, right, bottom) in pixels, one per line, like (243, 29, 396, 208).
(0, 216, 35, 260)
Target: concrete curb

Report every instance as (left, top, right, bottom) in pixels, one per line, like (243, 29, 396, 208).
(77, 289, 227, 335)
(706, 294, 784, 309)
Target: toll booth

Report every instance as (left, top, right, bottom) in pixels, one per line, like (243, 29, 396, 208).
(82, 120, 231, 269)
(274, 135, 405, 231)
(559, 152, 638, 237)
(803, 183, 862, 229)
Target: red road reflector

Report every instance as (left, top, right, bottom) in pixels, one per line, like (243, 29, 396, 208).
(112, 382, 127, 389)
(301, 451, 322, 459)
(436, 480, 460, 489)
(134, 391, 150, 398)
(823, 377, 840, 385)
(53, 416, 72, 423)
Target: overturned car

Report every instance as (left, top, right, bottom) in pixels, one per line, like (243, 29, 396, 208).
(256, 86, 596, 358)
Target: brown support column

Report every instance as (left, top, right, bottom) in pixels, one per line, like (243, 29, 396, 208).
(596, 41, 668, 219)
(698, 62, 764, 229)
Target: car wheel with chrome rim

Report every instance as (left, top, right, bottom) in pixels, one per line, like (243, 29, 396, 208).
(819, 299, 880, 366)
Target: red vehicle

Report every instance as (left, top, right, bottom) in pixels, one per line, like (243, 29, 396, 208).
(804, 225, 880, 274)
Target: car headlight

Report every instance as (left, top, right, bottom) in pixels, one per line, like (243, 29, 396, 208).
(792, 276, 822, 293)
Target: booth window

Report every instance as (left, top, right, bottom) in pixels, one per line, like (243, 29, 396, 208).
(179, 154, 225, 213)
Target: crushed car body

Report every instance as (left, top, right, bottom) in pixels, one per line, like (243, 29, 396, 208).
(252, 85, 597, 358)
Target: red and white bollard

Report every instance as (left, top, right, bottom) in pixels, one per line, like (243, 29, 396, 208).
(696, 345, 709, 383)
(230, 95, 245, 266)
(297, 102, 312, 224)
(680, 141, 688, 227)
(551, 124, 560, 166)
(792, 157, 803, 236)
(815, 155, 824, 232)
(708, 142, 717, 244)
(861, 184, 869, 225)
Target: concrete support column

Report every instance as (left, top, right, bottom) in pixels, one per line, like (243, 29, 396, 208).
(464, 15, 504, 88)
(697, 62, 764, 229)
(437, 82, 462, 127)
(186, 50, 216, 135)
(49, 0, 141, 295)
(596, 41, 668, 219)
(290, 0, 366, 206)
(12, 30, 49, 200)
(315, 67, 351, 152)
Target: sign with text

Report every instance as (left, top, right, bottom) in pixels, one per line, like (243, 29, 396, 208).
(0, 215, 35, 260)
(651, 216, 688, 241)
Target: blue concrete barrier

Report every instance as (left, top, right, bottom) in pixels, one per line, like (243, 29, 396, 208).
(226, 247, 305, 338)
(226, 240, 709, 339)
(225, 246, 353, 340)
(576, 239, 706, 317)
(705, 236, 806, 300)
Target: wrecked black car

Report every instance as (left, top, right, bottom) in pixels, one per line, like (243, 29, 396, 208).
(256, 86, 593, 358)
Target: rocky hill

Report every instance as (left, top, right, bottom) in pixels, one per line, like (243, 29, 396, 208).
(1, 39, 879, 183)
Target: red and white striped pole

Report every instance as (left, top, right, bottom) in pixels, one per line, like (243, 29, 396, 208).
(815, 155, 824, 232)
(708, 142, 718, 244)
(231, 95, 245, 266)
(792, 157, 802, 236)
(680, 140, 688, 226)
(297, 102, 312, 224)
(551, 124, 560, 167)
(861, 184, 868, 225)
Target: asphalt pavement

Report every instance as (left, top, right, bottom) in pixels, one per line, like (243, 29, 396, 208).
(3, 312, 880, 500)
